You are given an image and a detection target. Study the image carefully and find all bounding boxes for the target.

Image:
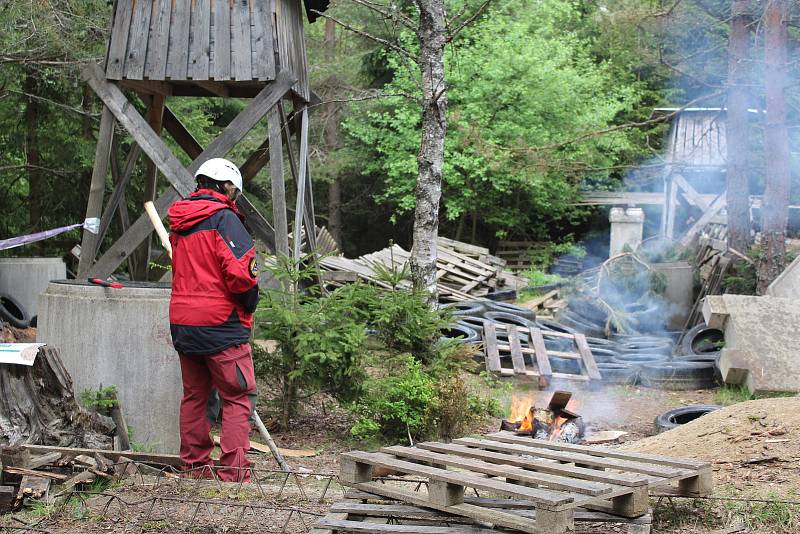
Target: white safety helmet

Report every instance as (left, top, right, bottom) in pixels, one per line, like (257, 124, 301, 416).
(194, 158, 243, 192)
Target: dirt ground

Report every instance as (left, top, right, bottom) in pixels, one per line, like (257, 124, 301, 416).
(2, 358, 798, 533)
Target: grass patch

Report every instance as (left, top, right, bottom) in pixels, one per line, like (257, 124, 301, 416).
(714, 385, 797, 406)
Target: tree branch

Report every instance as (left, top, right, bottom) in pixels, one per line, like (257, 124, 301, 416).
(349, 0, 416, 30)
(310, 9, 416, 61)
(446, 0, 493, 43)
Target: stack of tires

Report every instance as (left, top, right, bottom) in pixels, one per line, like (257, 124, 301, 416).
(440, 299, 724, 391)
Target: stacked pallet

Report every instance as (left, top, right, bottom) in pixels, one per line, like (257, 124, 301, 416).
(316, 433, 713, 534)
(319, 239, 525, 302)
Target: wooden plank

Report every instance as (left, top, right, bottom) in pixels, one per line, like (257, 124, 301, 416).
(674, 174, 709, 211)
(212, 0, 232, 80)
(483, 322, 500, 372)
(96, 144, 142, 252)
(166, 0, 191, 80)
(292, 107, 309, 259)
(105, 0, 134, 80)
(188, 0, 212, 79)
(507, 325, 526, 375)
(21, 444, 181, 467)
(123, 0, 153, 79)
(84, 66, 293, 276)
(351, 481, 572, 534)
(144, 0, 172, 81)
(268, 107, 289, 256)
(456, 438, 688, 478)
(251, 0, 276, 80)
(573, 333, 602, 380)
(315, 518, 492, 534)
(484, 433, 709, 470)
(16, 476, 50, 505)
(528, 328, 553, 380)
(419, 443, 648, 487)
(382, 446, 614, 498)
(679, 192, 726, 247)
(77, 106, 115, 277)
(231, 0, 253, 80)
(341, 451, 574, 508)
(3, 467, 68, 482)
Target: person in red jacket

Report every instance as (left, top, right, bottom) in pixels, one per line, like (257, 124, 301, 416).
(168, 158, 259, 482)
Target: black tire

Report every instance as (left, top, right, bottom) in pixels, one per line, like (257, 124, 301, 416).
(566, 298, 609, 324)
(587, 347, 619, 363)
(483, 311, 537, 329)
(597, 363, 639, 385)
(537, 319, 577, 335)
(550, 357, 582, 375)
(483, 289, 517, 302)
(654, 404, 721, 433)
(28, 315, 37, 328)
(618, 342, 673, 356)
(440, 322, 481, 344)
(442, 300, 487, 317)
(0, 294, 29, 329)
(612, 353, 669, 365)
(482, 301, 537, 321)
(680, 324, 724, 357)
(639, 361, 717, 391)
(585, 336, 615, 347)
(457, 315, 487, 334)
(556, 310, 605, 337)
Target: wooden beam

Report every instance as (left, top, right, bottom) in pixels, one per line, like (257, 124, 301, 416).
(77, 106, 115, 277)
(162, 103, 277, 250)
(136, 94, 167, 280)
(679, 192, 727, 247)
(97, 143, 141, 251)
(268, 107, 290, 256)
(293, 107, 309, 259)
(664, 176, 678, 239)
(194, 80, 229, 98)
(19, 444, 181, 468)
(673, 174, 710, 211)
(84, 67, 293, 277)
(118, 79, 172, 97)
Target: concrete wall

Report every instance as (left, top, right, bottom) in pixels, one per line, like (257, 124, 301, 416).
(651, 262, 694, 330)
(0, 258, 66, 318)
(609, 208, 645, 256)
(37, 281, 181, 452)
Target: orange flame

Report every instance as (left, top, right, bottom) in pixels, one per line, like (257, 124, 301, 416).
(507, 394, 535, 432)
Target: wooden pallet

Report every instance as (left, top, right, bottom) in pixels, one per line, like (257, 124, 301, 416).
(338, 434, 712, 534)
(482, 324, 601, 387)
(312, 493, 653, 534)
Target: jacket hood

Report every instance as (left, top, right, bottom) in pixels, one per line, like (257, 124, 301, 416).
(168, 189, 242, 231)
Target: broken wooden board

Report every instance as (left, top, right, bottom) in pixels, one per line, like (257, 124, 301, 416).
(482, 324, 601, 386)
(312, 494, 654, 534)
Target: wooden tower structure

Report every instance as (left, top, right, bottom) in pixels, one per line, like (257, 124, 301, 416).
(77, 0, 326, 280)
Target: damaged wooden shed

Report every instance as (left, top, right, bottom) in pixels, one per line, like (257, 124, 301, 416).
(77, 0, 329, 280)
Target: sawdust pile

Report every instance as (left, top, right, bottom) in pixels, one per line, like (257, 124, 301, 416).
(0, 322, 36, 342)
(623, 397, 800, 463)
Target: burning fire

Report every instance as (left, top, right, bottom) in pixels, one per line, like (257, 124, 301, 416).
(504, 393, 582, 441)
(507, 394, 536, 432)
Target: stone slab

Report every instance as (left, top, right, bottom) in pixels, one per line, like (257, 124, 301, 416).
(767, 254, 800, 299)
(702, 294, 800, 395)
(37, 281, 181, 452)
(651, 262, 693, 330)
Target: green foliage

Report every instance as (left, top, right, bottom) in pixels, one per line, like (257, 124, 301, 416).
(343, 0, 648, 240)
(79, 385, 119, 412)
(254, 256, 369, 428)
(714, 385, 797, 406)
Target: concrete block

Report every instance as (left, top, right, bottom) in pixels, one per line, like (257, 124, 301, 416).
(37, 281, 181, 453)
(704, 294, 800, 395)
(651, 262, 694, 329)
(428, 480, 464, 506)
(0, 258, 66, 318)
(767, 254, 800, 299)
(609, 208, 645, 256)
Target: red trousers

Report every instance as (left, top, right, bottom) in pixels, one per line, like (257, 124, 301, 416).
(178, 343, 256, 482)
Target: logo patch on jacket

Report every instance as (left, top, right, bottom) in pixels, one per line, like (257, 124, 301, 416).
(249, 257, 258, 278)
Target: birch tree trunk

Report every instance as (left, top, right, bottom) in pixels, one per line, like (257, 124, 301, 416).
(410, 0, 447, 303)
(725, 0, 753, 252)
(24, 71, 41, 234)
(324, 17, 343, 248)
(757, 0, 790, 294)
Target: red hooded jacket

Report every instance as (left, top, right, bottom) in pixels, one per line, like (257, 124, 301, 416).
(168, 189, 259, 355)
